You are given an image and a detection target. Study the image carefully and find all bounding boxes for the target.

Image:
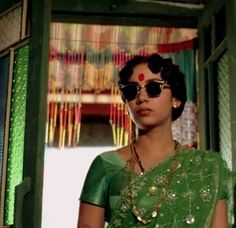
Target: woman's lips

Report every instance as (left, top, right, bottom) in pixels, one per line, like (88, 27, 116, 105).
(136, 108, 152, 116)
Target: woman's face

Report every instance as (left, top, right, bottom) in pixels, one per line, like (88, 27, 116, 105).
(125, 63, 180, 131)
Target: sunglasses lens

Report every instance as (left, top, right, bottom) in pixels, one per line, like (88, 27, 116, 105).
(121, 84, 138, 101)
(146, 81, 162, 97)
(120, 81, 166, 101)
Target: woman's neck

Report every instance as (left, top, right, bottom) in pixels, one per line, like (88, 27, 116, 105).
(135, 126, 175, 158)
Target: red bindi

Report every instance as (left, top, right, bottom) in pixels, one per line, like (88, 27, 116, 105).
(138, 73, 145, 81)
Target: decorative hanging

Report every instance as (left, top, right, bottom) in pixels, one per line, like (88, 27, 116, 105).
(46, 88, 82, 148)
(110, 84, 132, 147)
(47, 23, 198, 148)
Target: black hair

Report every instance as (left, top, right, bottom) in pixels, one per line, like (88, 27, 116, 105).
(118, 53, 187, 121)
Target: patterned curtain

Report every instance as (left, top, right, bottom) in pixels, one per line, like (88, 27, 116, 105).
(48, 23, 198, 148)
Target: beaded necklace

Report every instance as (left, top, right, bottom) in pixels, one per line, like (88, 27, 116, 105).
(128, 141, 180, 224)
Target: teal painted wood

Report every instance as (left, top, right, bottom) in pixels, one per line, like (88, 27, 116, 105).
(51, 0, 199, 28)
(197, 0, 227, 150)
(0, 55, 9, 188)
(16, 0, 51, 228)
(198, 1, 236, 223)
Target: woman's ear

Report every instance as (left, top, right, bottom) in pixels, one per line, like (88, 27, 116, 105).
(172, 98, 181, 108)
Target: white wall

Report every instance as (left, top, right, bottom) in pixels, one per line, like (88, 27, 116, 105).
(42, 146, 115, 228)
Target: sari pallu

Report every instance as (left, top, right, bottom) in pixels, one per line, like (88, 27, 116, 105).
(108, 150, 233, 228)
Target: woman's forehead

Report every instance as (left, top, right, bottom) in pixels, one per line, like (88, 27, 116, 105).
(130, 63, 162, 81)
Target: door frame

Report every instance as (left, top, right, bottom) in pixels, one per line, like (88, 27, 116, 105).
(19, 0, 236, 227)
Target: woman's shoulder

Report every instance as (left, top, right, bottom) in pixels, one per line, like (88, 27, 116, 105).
(179, 148, 227, 167)
(96, 149, 121, 160)
(180, 147, 221, 157)
(96, 149, 117, 158)
(92, 149, 126, 169)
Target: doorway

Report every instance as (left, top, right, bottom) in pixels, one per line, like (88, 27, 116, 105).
(42, 22, 197, 228)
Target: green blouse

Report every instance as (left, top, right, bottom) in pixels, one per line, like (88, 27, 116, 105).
(80, 149, 234, 227)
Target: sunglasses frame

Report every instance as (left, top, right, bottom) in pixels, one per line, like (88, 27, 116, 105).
(118, 79, 170, 101)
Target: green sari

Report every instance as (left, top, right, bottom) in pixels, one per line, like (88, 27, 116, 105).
(80, 149, 235, 227)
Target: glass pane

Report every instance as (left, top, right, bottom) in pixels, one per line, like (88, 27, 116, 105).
(4, 45, 29, 225)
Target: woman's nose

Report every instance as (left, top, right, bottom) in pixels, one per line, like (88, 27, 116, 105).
(136, 86, 148, 103)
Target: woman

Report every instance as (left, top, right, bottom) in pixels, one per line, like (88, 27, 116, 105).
(78, 54, 234, 227)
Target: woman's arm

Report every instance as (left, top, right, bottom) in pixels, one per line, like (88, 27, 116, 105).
(77, 202, 105, 228)
(211, 199, 228, 228)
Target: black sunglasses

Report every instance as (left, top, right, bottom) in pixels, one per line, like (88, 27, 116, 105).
(119, 80, 170, 101)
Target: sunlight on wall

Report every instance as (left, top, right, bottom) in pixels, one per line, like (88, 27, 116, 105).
(42, 146, 115, 228)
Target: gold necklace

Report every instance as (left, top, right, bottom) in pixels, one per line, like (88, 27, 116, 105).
(128, 141, 179, 224)
(130, 142, 145, 174)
